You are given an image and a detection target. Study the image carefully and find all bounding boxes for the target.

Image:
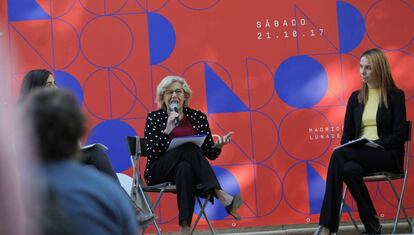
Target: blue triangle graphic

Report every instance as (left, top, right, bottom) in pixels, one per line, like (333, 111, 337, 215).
(204, 63, 249, 114)
(8, 0, 50, 22)
(342, 201, 352, 212)
(306, 162, 326, 214)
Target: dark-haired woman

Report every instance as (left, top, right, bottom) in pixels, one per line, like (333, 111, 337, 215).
(19, 69, 118, 180)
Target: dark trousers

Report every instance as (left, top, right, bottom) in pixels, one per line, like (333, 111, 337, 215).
(149, 143, 221, 226)
(319, 146, 399, 233)
(79, 148, 119, 182)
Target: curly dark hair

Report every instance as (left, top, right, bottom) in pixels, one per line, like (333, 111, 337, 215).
(25, 89, 85, 161)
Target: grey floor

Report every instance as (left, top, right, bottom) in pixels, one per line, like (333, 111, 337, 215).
(154, 221, 412, 235)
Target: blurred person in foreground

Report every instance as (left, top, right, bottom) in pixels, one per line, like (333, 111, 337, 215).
(23, 88, 138, 235)
(144, 75, 243, 234)
(314, 48, 407, 235)
(20, 68, 154, 227)
(0, 84, 41, 235)
(0, 40, 43, 235)
(19, 69, 118, 180)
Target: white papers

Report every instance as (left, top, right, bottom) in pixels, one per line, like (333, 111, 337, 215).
(81, 143, 108, 151)
(334, 137, 383, 150)
(167, 135, 207, 151)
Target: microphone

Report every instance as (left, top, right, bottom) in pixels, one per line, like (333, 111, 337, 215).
(170, 101, 179, 127)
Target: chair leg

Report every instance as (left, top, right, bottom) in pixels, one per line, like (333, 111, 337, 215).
(200, 197, 216, 235)
(136, 185, 162, 235)
(388, 179, 411, 234)
(339, 186, 347, 222)
(190, 195, 216, 235)
(152, 188, 166, 212)
(339, 186, 361, 235)
(130, 156, 161, 234)
(346, 204, 361, 235)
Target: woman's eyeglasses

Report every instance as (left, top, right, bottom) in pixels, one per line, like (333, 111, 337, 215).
(164, 89, 184, 96)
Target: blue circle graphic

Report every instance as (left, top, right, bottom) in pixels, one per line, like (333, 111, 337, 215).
(86, 120, 136, 172)
(148, 12, 176, 64)
(54, 70, 84, 105)
(336, 1, 365, 53)
(274, 56, 328, 108)
(194, 166, 241, 220)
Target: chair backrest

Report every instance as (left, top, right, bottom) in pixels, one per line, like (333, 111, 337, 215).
(126, 136, 147, 157)
(125, 136, 148, 174)
(125, 136, 155, 216)
(139, 138, 147, 156)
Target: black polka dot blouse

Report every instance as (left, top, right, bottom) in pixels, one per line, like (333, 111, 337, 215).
(143, 107, 221, 184)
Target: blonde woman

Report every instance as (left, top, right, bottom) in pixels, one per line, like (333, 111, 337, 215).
(315, 48, 407, 235)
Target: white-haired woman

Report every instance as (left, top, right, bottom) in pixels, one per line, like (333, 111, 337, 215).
(144, 75, 242, 234)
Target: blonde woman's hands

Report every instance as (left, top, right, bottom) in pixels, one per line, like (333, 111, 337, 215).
(213, 131, 234, 149)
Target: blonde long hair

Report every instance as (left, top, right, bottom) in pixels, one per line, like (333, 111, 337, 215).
(357, 48, 397, 108)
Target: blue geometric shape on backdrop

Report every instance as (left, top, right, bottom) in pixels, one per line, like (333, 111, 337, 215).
(7, 0, 50, 22)
(205, 63, 249, 114)
(306, 162, 326, 214)
(194, 166, 241, 220)
(86, 120, 136, 172)
(342, 201, 352, 213)
(54, 70, 84, 105)
(148, 12, 176, 64)
(274, 56, 328, 108)
(336, 1, 365, 53)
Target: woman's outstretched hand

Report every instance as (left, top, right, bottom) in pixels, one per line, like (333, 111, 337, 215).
(213, 131, 234, 149)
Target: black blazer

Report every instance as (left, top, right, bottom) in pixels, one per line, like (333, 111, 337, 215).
(341, 88, 407, 171)
(143, 107, 221, 184)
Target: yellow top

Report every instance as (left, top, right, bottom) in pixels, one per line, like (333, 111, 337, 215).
(360, 88, 380, 140)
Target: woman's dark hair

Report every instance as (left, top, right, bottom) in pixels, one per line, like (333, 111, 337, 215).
(25, 89, 85, 161)
(19, 69, 53, 101)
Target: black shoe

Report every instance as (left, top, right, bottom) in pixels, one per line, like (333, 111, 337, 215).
(362, 225, 382, 234)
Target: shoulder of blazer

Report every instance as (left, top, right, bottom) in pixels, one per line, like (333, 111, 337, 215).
(148, 109, 167, 117)
(184, 107, 207, 118)
(147, 109, 167, 125)
(348, 90, 360, 105)
(350, 90, 359, 98)
(384, 88, 405, 108)
(388, 88, 405, 99)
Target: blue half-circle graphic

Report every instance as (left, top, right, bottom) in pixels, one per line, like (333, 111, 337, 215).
(306, 162, 326, 214)
(86, 120, 136, 172)
(194, 166, 241, 220)
(336, 1, 365, 53)
(54, 70, 84, 105)
(148, 12, 176, 64)
(274, 56, 328, 108)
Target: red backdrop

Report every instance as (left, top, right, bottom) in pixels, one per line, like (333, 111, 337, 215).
(1, 0, 414, 232)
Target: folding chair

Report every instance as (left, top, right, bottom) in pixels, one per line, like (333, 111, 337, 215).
(412, 215, 414, 233)
(339, 120, 412, 234)
(125, 136, 216, 235)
